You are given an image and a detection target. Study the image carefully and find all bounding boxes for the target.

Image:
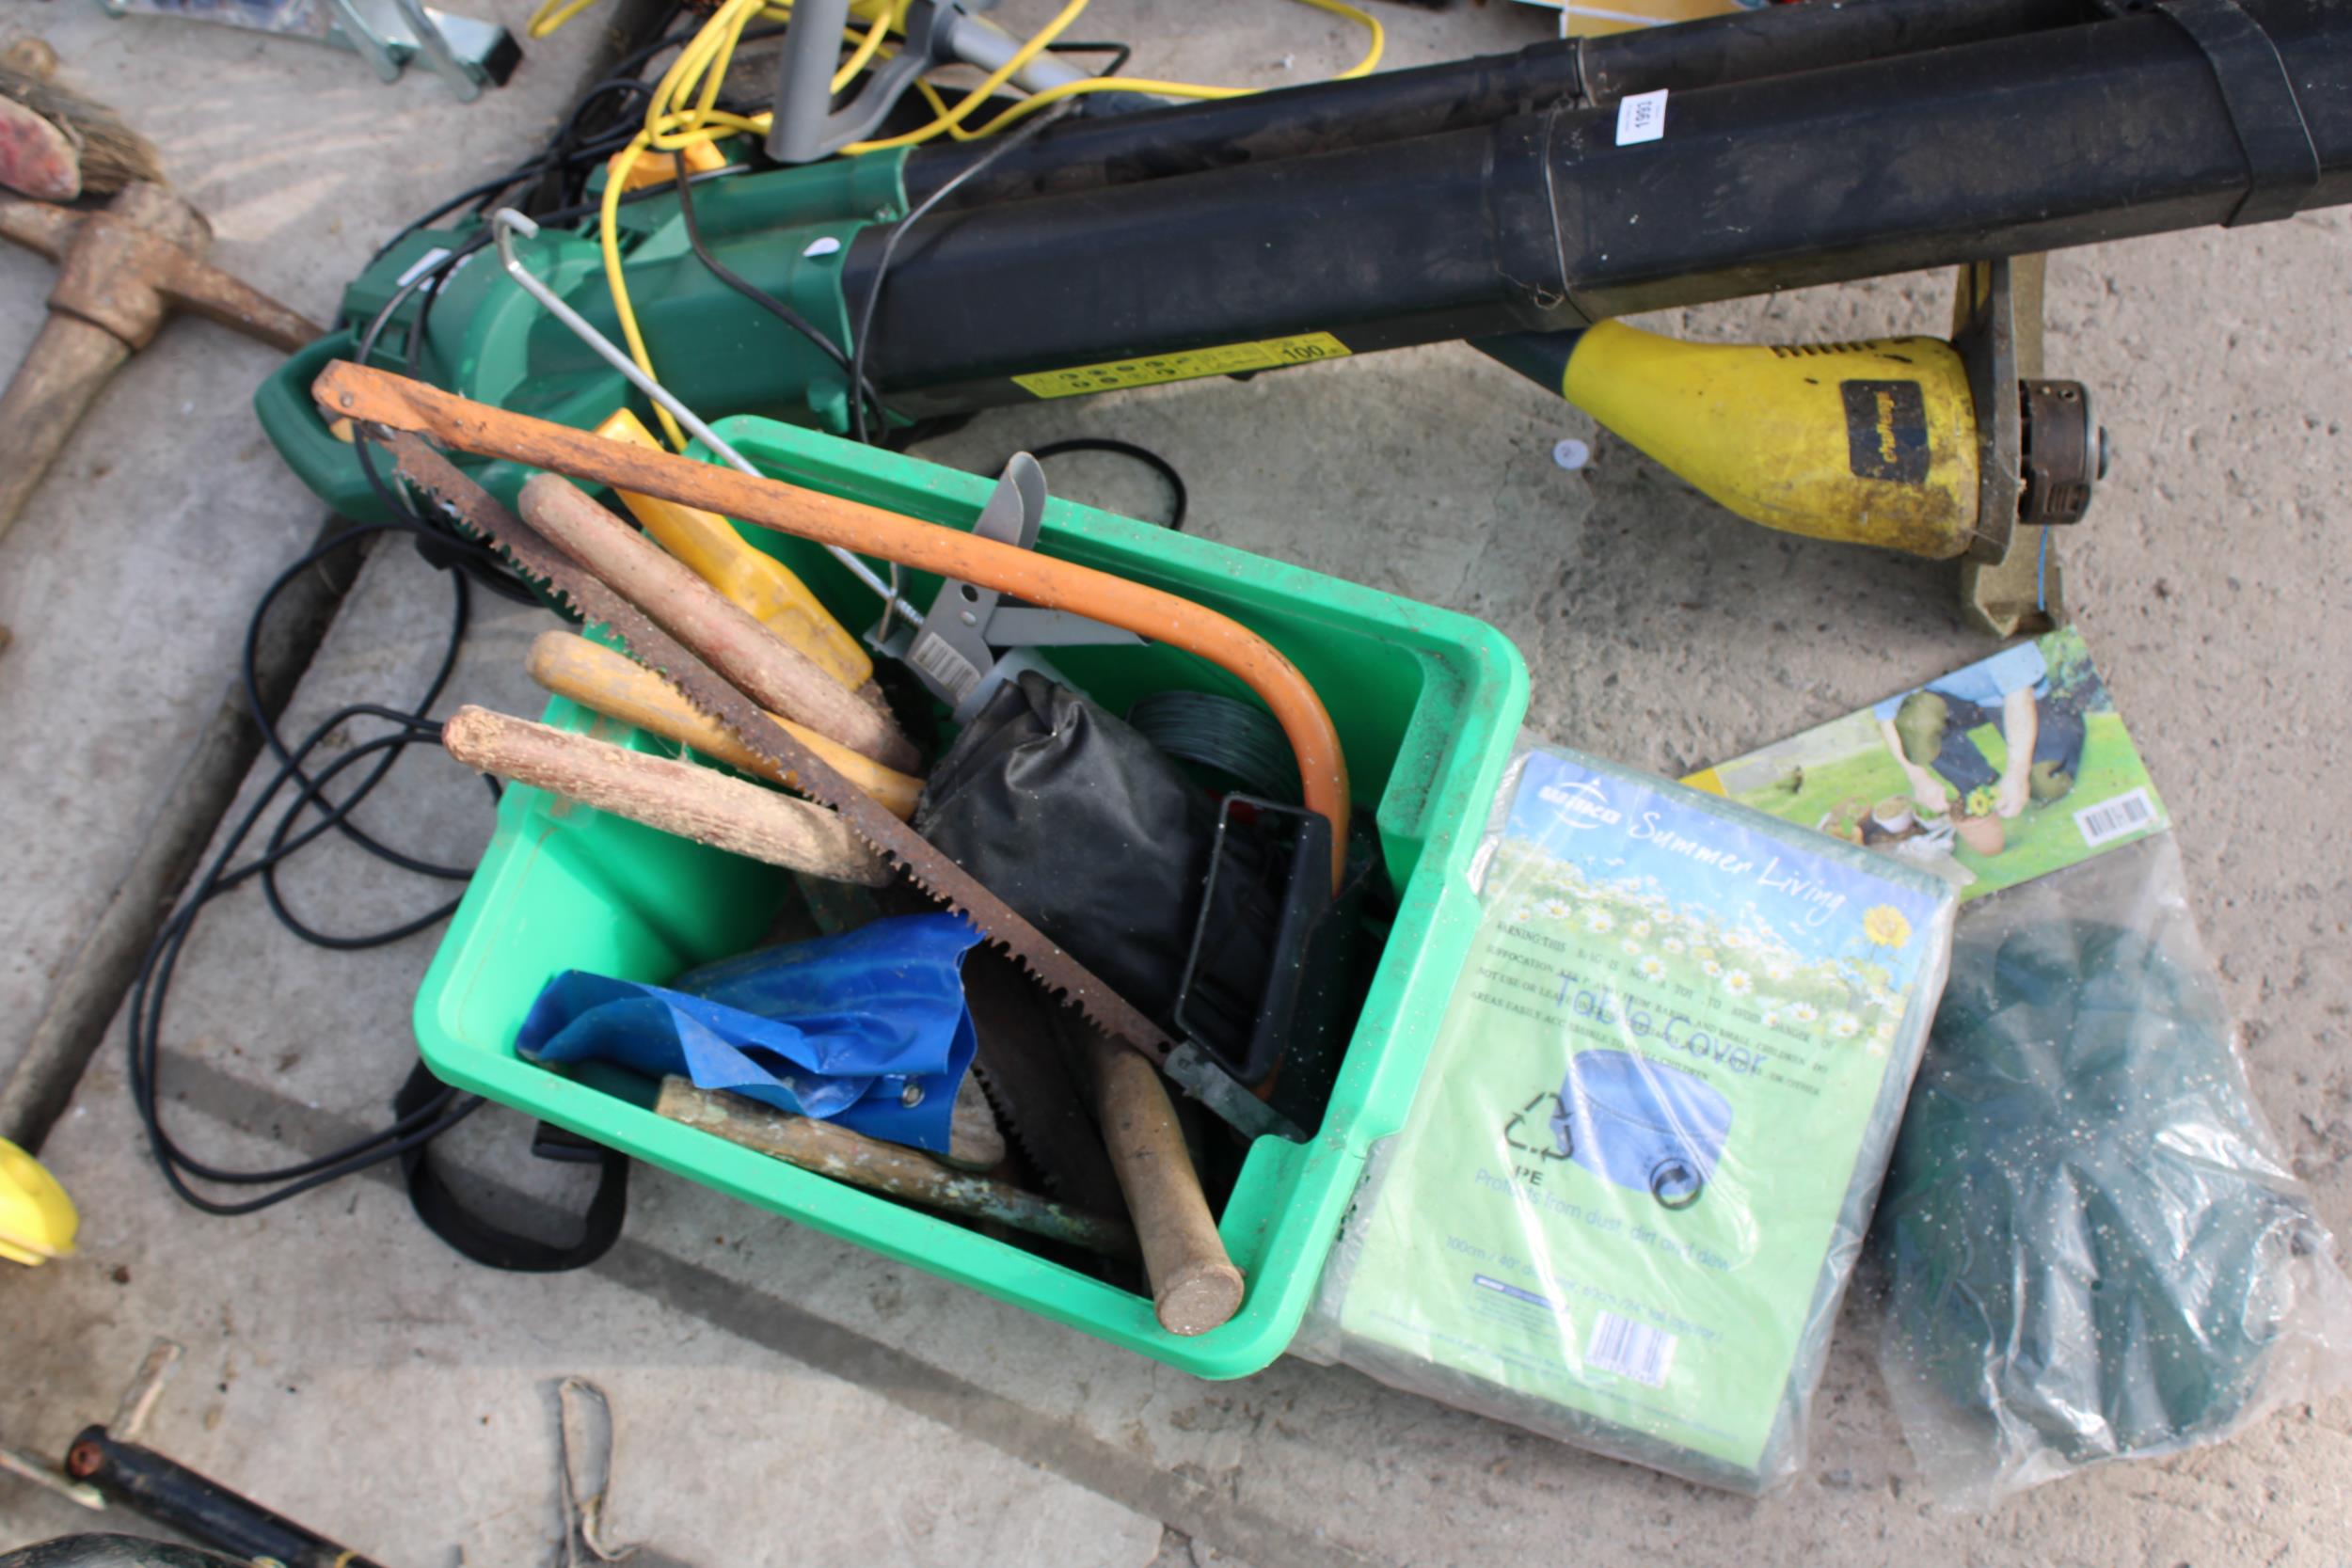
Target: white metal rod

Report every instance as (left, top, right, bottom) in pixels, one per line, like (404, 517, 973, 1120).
(488, 207, 917, 626)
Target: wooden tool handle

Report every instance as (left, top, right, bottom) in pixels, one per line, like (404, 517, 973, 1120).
(656, 1077, 1134, 1259)
(441, 705, 888, 886)
(0, 194, 78, 260)
(519, 473, 919, 775)
(1085, 1029, 1246, 1336)
(159, 251, 325, 354)
(0, 315, 128, 540)
(524, 630, 924, 820)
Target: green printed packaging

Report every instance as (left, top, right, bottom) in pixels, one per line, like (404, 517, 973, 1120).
(1307, 746, 1956, 1492)
(1684, 627, 2166, 902)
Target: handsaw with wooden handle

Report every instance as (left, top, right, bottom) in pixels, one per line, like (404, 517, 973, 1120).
(315, 358, 1349, 890)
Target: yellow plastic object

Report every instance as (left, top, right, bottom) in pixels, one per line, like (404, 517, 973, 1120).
(0, 1138, 76, 1265)
(593, 409, 874, 689)
(1562, 320, 1982, 558)
(606, 137, 728, 194)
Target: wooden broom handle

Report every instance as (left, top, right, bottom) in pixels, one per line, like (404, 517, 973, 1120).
(525, 629, 924, 820)
(441, 706, 887, 886)
(656, 1077, 1134, 1259)
(1084, 1026, 1246, 1336)
(519, 474, 919, 775)
(312, 362, 1349, 889)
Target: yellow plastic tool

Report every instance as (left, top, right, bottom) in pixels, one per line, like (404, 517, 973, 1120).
(593, 408, 875, 689)
(0, 1137, 76, 1265)
(1560, 320, 1981, 559)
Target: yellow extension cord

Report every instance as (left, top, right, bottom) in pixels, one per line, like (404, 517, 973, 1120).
(553, 0, 1383, 449)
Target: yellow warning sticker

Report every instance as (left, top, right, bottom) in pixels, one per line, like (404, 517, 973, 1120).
(1011, 332, 1351, 399)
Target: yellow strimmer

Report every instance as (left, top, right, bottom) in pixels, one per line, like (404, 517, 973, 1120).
(1476, 298, 2106, 567)
(0, 1136, 76, 1265)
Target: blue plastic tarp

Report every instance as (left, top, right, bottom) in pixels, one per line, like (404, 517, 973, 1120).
(516, 912, 982, 1151)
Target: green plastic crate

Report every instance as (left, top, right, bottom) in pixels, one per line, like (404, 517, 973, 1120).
(413, 416, 1529, 1377)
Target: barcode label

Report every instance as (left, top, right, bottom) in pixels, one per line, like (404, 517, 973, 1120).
(906, 631, 981, 702)
(1585, 1310, 1677, 1387)
(1615, 89, 1668, 147)
(2074, 787, 2157, 847)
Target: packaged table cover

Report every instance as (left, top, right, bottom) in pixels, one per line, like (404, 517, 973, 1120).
(1304, 744, 1957, 1492)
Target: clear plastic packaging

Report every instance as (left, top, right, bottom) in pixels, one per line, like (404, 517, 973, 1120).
(1872, 835, 2352, 1508)
(1301, 743, 1958, 1493)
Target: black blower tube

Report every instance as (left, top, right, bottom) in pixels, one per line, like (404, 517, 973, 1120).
(847, 0, 2349, 415)
(901, 0, 2102, 209)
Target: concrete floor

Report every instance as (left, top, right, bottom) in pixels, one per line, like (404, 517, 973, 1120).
(5, 3, 2351, 1565)
(0, 0, 616, 1145)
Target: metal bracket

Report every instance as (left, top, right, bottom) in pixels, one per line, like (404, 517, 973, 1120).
(98, 0, 517, 102)
(2143, 0, 2322, 226)
(1163, 1042, 1306, 1144)
(1953, 255, 2067, 636)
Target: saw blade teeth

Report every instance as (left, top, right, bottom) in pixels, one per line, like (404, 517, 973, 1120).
(967, 1067, 1065, 1196)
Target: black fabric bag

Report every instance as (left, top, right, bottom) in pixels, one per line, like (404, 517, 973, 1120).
(915, 673, 1267, 1035)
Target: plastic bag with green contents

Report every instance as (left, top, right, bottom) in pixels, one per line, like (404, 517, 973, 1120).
(1873, 836, 2352, 1507)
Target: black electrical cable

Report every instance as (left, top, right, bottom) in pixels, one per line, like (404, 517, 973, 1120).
(237, 519, 481, 877)
(845, 100, 1078, 633)
(673, 164, 898, 436)
(506, 76, 660, 215)
(373, 175, 527, 264)
(373, 90, 647, 262)
(839, 26, 1149, 445)
(240, 516, 481, 927)
(132, 99, 561, 1220)
(372, 115, 656, 262)
(1045, 40, 1135, 74)
(1027, 436, 1187, 531)
(133, 145, 728, 1208)
(826, 24, 1138, 445)
(557, 78, 660, 147)
(132, 11, 821, 1221)
(849, 99, 1077, 448)
(135, 237, 532, 1216)
(130, 524, 500, 1215)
